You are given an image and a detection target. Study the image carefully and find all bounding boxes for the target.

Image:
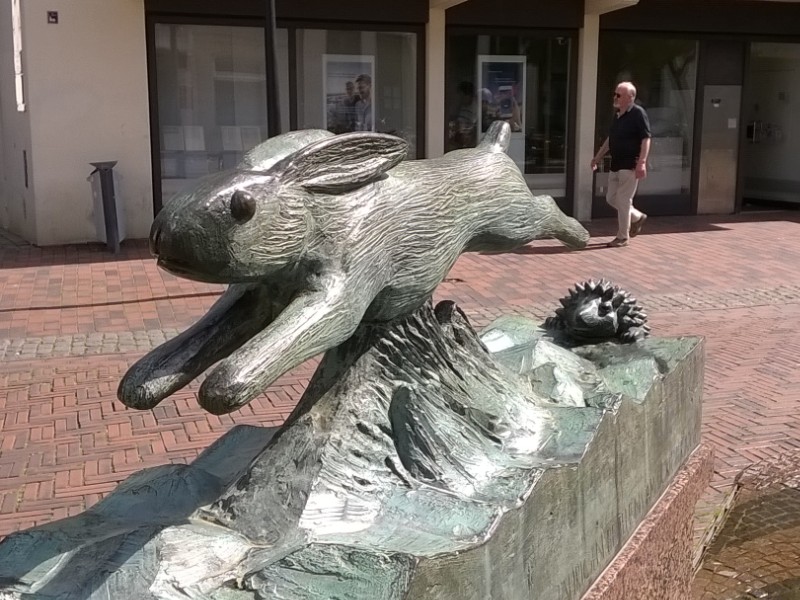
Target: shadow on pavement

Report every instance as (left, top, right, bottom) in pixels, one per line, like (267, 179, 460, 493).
(1, 212, 800, 270)
(509, 241, 611, 255)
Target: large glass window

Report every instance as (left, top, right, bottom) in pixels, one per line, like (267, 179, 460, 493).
(446, 33, 573, 198)
(596, 35, 698, 198)
(154, 24, 289, 201)
(743, 42, 800, 206)
(295, 30, 419, 157)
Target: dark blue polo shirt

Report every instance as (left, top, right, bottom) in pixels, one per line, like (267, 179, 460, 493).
(609, 104, 651, 171)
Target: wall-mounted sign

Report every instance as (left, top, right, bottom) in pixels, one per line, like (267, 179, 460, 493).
(47, 11, 58, 24)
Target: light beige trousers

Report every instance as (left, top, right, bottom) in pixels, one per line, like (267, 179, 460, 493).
(606, 169, 644, 240)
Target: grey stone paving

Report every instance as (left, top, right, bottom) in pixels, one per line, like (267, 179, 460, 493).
(0, 329, 184, 361)
(1, 284, 799, 362)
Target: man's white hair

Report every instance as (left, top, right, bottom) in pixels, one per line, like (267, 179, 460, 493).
(617, 81, 637, 98)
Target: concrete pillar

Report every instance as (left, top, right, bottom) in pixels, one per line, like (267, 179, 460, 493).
(573, 13, 600, 222)
(425, 7, 447, 158)
(425, 0, 468, 158)
(574, 0, 637, 221)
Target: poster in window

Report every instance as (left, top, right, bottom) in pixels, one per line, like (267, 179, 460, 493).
(323, 54, 375, 133)
(477, 55, 527, 172)
(476, 55, 526, 136)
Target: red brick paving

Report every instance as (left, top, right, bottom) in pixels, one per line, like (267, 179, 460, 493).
(0, 243, 219, 338)
(0, 353, 315, 534)
(1, 210, 800, 540)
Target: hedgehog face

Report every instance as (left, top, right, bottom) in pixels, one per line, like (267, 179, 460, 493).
(545, 279, 650, 344)
(567, 296, 619, 340)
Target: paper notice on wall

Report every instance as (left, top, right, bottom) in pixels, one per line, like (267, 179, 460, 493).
(183, 126, 206, 152)
(240, 127, 264, 152)
(221, 127, 243, 152)
(162, 126, 185, 151)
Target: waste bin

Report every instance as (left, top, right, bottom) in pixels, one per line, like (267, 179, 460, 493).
(88, 161, 126, 253)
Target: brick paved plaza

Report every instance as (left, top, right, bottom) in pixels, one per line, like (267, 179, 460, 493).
(1, 211, 800, 571)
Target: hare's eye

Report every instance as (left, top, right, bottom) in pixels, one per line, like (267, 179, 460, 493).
(230, 190, 256, 223)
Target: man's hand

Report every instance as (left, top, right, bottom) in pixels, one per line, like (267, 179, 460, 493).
(635, 161, 647, 180)
(590, 157, 600, 171)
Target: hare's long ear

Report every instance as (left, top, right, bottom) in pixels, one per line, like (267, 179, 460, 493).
(478, 121, 511, 154)
(242, 129, 335, 172)
(273, 133, 409, 193)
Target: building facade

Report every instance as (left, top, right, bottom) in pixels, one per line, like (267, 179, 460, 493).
(1, 0, 799, 245)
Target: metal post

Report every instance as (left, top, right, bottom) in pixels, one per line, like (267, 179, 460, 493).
(265, 0, 281, 137)
(90, 161, 120, 254)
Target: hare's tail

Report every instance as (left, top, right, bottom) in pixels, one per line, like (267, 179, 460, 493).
(478, 121, 511, 154)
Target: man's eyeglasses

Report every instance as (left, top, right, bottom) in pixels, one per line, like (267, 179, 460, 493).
(613, 93, 622, 98)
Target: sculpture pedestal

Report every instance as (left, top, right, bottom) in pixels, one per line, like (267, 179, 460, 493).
(402, 317, 705, 599)
(582, 443, 714, 600)
(0, 303, 706, 600)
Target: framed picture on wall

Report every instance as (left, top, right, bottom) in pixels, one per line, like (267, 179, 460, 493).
(323, 54, 376, 133)
(476, 55, 526, 136)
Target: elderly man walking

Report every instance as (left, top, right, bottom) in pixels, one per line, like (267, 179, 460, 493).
(591, 81, 651, 247)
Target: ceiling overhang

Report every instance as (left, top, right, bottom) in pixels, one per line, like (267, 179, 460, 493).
(429, 0, 469, 9)
(585, 0, 639, 15)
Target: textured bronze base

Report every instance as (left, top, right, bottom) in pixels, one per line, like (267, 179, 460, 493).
(583, 443, 714, 600)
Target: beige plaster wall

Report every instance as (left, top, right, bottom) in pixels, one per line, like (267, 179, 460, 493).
(23, 0, 152, 245)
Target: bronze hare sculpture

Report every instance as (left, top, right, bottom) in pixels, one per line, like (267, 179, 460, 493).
(120, 122, 589, 414)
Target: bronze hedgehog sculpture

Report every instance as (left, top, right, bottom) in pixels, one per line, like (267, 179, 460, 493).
(544, 279, 649, 344)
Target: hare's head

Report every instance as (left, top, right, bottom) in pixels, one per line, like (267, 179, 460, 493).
(149, 130, 408, 283)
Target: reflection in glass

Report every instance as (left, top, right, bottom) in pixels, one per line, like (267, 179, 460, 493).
(154, 24, 289, 202)
(446, 33, 572, 198)
(596, 36, 698, 197)
(323, 55, 375, 133)
(296, 30, 418, 157)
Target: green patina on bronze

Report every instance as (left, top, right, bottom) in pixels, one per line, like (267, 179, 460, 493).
(0, 127, 703, 600)
(0, 303, 703, 599)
